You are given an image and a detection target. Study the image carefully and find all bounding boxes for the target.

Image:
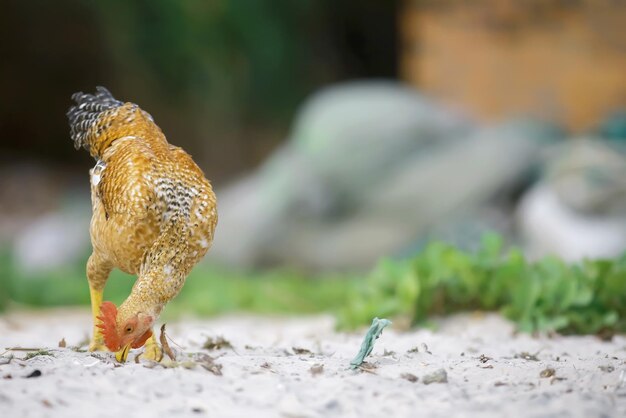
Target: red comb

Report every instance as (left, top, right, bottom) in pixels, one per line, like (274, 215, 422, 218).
(96, 301, 120, 351)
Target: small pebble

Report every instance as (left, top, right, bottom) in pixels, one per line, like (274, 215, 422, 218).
(310, 364, 324, 376)
(401, 373, 418, 383)
(423, 369, 447, 384)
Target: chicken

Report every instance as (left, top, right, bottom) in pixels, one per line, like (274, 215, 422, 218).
(67, 87, 217, 362)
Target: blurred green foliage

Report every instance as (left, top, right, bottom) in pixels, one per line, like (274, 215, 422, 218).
(339, 235, 626, 335)
(3, 0, 397, 178)
(93, 0, 314, 120)
(0, 251, 357, 321)
(0, 252, 10, 312)
(2, 235, 625, 336)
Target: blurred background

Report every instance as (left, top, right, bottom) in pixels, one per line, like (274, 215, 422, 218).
(1, 0, 626, 322)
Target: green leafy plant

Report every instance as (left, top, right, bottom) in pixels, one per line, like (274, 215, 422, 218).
(339, 235, 626, 335)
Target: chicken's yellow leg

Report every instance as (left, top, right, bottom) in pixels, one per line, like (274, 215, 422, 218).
(88, 286, 107, 351)
(142, 333, 163, 362)
(86, 254, 111, 352)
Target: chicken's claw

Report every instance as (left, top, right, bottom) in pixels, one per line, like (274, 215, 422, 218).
(89, 339, 108, 352)
(142, 334, 163, 362)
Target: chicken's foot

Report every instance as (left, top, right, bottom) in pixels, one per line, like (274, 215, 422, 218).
(142, 333, 163, 362)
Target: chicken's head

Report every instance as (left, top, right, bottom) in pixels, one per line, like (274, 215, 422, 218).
(96, 301, 154, 362)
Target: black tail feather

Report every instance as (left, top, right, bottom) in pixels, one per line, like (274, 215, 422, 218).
(67, 86, 123, 151)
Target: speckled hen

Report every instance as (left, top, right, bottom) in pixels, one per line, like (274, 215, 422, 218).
(67, 87, 217, 362)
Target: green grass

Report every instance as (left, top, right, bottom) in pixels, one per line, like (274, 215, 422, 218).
(2, 235, 626, 336)
(338, 235, 626, 336)
(165, 267, 358, 319)
(0, 251, 359, 321)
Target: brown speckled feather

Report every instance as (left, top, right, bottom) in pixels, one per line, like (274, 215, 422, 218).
(68, 87, 217, 332)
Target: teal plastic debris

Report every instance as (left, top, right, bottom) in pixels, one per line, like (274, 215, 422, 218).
(349, 317, 392, 370)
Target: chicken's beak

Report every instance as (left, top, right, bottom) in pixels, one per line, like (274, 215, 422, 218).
(115, 344, 131, 363)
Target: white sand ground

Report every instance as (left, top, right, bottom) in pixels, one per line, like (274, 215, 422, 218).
(0, 309, 625, 418)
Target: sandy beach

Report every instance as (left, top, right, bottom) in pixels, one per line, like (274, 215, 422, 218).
(1, 310, 625, 418)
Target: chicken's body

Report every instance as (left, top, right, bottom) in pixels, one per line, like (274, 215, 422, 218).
(67, 87, 217, 361)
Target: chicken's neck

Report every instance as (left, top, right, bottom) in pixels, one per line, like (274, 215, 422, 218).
(117, 276, 170, 325)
